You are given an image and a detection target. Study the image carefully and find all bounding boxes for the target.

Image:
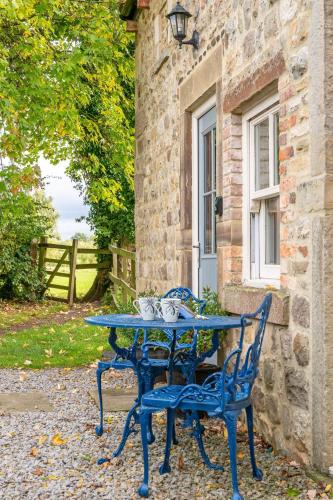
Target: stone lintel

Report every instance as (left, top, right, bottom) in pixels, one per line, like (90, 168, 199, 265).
(222, 285, 289, 326)
(223, 51, 285, 113)
(179, 43, 222, 113)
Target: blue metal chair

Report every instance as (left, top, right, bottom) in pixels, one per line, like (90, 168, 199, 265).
(95, 287, 206, 440)
(140, 287, 206, 385)
(137, 293, 272, 500)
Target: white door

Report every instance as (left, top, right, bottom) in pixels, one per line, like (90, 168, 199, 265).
(197, 106, 217, 297)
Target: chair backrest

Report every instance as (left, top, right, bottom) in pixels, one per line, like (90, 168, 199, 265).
(163, 287, 206, 314)
(204, 293, 272, 406)
(162, 287, 206, 344)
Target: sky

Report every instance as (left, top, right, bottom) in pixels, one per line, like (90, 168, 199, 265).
(40, 159, 92, 240)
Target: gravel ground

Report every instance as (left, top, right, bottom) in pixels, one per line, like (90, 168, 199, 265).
(0, 368, 318, 499)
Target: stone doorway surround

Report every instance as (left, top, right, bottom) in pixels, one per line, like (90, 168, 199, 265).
(177, 43, 223, 290)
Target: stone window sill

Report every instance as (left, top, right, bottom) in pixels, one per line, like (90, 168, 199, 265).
(222, 285, 289, 326)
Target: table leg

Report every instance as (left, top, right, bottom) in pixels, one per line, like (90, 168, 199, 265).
(97, 327, 141, 464)
(167, 329, 177, 385)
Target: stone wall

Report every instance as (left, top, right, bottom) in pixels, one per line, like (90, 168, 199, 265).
(133, 0, 333, 471)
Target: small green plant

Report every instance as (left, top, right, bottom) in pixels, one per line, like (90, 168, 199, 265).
(190, 288, 227, 353)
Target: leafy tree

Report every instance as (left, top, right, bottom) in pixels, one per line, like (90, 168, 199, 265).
(0, 165, 57, 300)
(0, 0, 135, 245)
(70, 232, 91, 242)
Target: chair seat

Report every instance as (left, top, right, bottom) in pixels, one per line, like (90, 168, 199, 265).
(141, 384, 250, 412)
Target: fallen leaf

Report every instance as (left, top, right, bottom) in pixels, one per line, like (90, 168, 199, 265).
(97, 346, 104, 352)
(325, 484, 332, 493)
(38, 435, 48, 445)
(19, 372, 28, 382)
(30, 447, 38, 457)
(307, 490, 317, 500)
(24, 360, 32, 366)
(57, 383, 66, 391)
(106, 416, 113, 424)
(51, 433, 67, 446)
(289, 460, 300, 468)
(178, 453, 184, 470)
(237, 451, 245, 460)
(33, 467, 44, 476)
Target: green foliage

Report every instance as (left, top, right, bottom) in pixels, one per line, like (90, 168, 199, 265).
(201, 287, 226, 316)
(0, 0, 135, 245)
(0, 165, 57, 300)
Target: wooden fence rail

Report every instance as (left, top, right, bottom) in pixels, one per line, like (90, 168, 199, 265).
(37, 238, 136, 306)
(109, 244, 136, 307)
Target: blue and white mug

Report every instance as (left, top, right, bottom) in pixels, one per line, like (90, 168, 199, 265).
(155, 298, 181, 323)
(133, 297, 158, 321)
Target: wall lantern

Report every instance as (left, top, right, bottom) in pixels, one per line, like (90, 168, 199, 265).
(166, 2, 199, 50)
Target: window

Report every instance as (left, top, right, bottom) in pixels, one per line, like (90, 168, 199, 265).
(243, 96, 280, 286)
(203, 127, 216, 254)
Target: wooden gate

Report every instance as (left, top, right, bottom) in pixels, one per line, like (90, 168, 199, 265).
(38, 238, 112, 305)
(37, 238, 136, 306)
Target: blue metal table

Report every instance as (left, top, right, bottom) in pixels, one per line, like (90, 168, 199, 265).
(85, 313, 246, 462)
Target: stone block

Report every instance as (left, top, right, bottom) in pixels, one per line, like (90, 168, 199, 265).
(0, 392, 53, 413)
(251, 385, 266, 413)
(223, 285, 289, 325)
(284, 367, 309, 409)
(266, 394, 281, 424)
(291, 295, 310, 328)
(293, 333, 310, 366)
(89, 388, 137, 412)
(263, 359, 275, 390)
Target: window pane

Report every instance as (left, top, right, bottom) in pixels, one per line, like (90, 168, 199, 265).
(273, 113, 280, 185)
(250, 213, 256, 264)
(204, 194, 212, 254)
(204, 131, 212, 192)
(254, 118, 269, 191)
(265, 197, 280, 265)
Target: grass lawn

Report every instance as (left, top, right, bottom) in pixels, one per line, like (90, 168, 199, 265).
(0, 301, 68, 330)
(0, 315, 133, 369)
(47, 269, 97, 300)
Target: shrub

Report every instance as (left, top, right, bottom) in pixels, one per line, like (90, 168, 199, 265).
(0, 165, 57, 300)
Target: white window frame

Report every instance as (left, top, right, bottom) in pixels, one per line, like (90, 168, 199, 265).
(242, 95, 280, 288)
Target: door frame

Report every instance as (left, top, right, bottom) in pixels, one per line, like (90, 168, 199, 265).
(191, 95, 216, 297)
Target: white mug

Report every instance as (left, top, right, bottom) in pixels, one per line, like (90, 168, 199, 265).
(133, 297, 158, 321)
(156, 298, 181, 323)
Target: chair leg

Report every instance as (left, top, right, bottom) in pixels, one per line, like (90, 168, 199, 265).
(159, 408, 174, 474)
(145, 372, 155, 445)
(225, 412, 244, 500)
(172, 421, 178, 445)
(95, 363, 109, 437)
(138, 411, 150, 497)
(192, 413, 224, 471)
(112, 401, 139, 458)
(246, 405, 263, 481)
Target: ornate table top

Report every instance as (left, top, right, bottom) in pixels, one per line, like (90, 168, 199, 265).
(84, 314, 246, 331)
